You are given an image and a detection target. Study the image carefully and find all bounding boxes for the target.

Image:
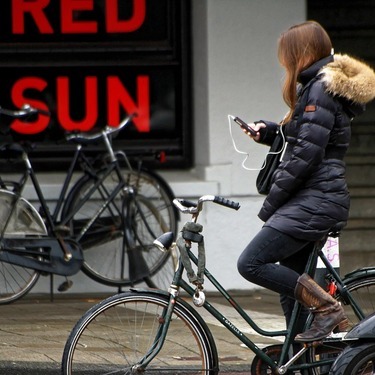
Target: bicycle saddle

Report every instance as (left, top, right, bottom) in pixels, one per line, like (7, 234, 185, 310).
(327, 223, 343, 238)
(0, 142, 34, 158)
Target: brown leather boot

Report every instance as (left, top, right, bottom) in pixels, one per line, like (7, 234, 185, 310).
(294, 273, 348, 342)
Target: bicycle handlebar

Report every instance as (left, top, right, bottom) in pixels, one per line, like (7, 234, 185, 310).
(173, 195, 240, 215)
(65, 113, 136, 143)
(0, 103, 134, 142)
(0, 103, 50, 118)
(103, 113, 136, 137)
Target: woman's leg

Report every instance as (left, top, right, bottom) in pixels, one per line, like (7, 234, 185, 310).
(237, 227, 312, 297)
(237, 227, 313, 331)
(279, 245, 313, 333)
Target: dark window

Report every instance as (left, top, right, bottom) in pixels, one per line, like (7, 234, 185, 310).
(0, 0, 191, 169)
(308, 0, 375, 159)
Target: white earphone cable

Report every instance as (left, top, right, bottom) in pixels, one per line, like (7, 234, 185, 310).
(228, 114, 286, 171)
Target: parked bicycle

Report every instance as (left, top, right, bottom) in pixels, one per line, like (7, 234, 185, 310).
(61, 194, 375, 374)
(0, 104, 178, 304)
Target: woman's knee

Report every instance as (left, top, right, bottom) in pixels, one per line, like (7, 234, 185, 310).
(237, 253, 247, 277)
(237, 248, 260, 279)
(237, 227, 285, 280)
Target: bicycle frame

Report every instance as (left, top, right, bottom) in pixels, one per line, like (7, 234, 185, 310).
(57, 155, 127, 232)
(0, 118, 135, 276)
(143, 229, 373, 373)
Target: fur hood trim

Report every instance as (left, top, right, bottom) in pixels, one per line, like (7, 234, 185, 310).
(320, 54, 375, 104)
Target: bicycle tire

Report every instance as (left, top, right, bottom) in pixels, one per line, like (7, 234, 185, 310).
(0, 190, 43, 304)
(329, 343, 375, 375)
(0, 263, 40, 304)
(62, 166, 178, 288)
(61, 291, 218, 374)
(341, 275, 375, 324)
(305, 274, 375, 374)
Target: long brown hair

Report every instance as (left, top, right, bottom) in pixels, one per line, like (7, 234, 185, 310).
(278, 21, 332, 122)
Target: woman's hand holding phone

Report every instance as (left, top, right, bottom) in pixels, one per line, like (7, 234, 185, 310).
(233, 117, 265, 141)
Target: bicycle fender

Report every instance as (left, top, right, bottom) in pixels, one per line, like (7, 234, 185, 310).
(130, 287, 170, 297)
(342, 267, 375, 284)
(344, 312, 375, 340)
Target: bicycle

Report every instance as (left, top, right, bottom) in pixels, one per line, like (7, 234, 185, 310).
(0, 104, 178, 304)
(61, 194, 375, 374)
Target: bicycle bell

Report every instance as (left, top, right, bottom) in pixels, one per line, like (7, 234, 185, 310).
(193, 288, 205, 307)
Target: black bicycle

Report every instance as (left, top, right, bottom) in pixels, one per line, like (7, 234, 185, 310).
(0, 104, 178, 304)
(62, 194, 375, 375)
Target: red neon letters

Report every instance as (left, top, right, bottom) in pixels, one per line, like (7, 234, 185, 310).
(10, 75, 150, 134)
(9, 0, 150, 135)
(12, 0, 146, 34)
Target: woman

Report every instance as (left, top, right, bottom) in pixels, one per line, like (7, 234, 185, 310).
(237, 21, 375, 342)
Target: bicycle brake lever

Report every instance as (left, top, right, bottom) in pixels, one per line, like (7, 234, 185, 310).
(173, 199, 199, 214)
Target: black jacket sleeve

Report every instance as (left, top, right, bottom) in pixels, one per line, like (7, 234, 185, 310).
(256, 120, 279, 146)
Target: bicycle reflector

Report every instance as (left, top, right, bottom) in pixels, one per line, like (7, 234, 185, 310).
(157, 151, 167, 163)
(154, 232, 174, 252)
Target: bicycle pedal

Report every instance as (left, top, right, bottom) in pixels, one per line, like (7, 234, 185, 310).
(303, 340, 323, 348)
(58, 279, 73, 292)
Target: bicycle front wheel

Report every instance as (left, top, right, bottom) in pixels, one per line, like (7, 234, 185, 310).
(61, 291, 218, 374)
(63, 167, 178, 288)
(0, 264, 39, 304)
(0, 190, 43, 304)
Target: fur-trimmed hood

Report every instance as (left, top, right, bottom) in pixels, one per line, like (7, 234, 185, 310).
(320, 54, 375, 105)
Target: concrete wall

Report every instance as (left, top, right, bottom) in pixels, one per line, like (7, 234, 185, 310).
(160, 0, 306, 292)
(13, 0, 306, 295)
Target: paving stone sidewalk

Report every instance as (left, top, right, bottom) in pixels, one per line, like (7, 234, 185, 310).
(0, 290, 285, 374)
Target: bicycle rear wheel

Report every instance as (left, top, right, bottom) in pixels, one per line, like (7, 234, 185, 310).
(0, 190, 44, 304)
(63, 167, 178, 288)
(341, 275, 375, 324)
(329, 343, 375, 375)
(305, 274, 375, 374)
(124, 193, 177, 288)
(61, 291, 218, 374)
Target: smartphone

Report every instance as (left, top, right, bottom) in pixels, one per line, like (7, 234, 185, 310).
(233, 116, 257, 136)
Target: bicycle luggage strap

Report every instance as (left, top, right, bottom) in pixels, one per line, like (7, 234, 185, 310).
(176, 222, 205, 285)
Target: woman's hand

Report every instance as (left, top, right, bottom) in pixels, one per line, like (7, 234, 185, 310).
(243, 122, 266, 141)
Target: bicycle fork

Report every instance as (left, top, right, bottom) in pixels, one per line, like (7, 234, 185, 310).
(132, 289, 178, 371)
(132, 256, 184, 372)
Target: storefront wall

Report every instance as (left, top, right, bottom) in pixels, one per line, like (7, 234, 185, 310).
(25, 0, 305, 294)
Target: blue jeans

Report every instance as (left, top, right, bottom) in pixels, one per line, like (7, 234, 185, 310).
(237, 227, 315, 332)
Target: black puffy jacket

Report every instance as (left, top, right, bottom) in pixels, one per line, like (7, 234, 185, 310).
(258, 54, 375, 241)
